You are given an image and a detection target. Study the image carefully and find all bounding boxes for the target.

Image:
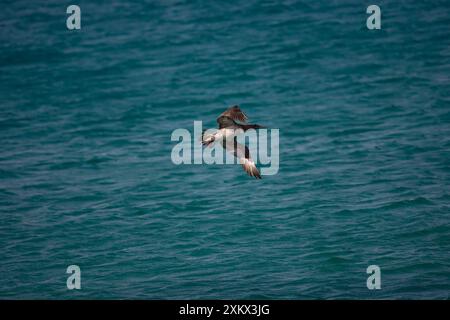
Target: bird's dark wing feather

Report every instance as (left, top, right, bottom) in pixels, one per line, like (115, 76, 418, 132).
(218, 105, 248, 123)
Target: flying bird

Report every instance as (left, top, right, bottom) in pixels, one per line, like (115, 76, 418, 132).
(201, 105, 265, 179)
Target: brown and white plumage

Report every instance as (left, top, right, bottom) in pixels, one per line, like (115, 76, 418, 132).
(201, 105, 264, 179)
(222, 137, 261, 179)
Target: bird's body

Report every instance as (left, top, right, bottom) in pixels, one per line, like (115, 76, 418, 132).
(201, 105, 265, 179)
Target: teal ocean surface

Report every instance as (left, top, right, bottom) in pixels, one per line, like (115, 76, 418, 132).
(1, 0, 450, 299)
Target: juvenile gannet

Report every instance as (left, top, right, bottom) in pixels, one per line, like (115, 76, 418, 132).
(201, 105, 265, 179)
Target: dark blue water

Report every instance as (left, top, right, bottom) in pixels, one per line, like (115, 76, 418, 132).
(1, 0, 450, 299)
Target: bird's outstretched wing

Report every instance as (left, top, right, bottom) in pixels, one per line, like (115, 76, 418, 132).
(222, 137, 261, 179)
(218, 105, 248, 123)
